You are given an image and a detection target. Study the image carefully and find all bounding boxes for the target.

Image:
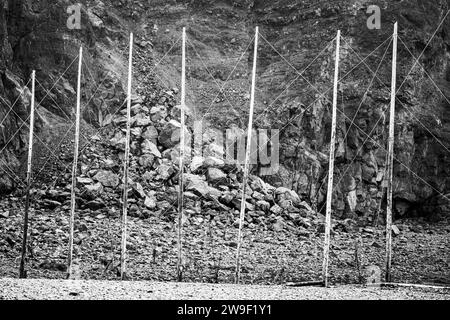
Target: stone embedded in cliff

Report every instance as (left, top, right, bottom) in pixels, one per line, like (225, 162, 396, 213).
(296, 172, 310, 195)
(87, 8, 104, 28)
(93, 170, 120, 188)
(376, 170, 385, 183)
(206, 167, 227, 185)
(395, 199, 412, 217)
(0, 175, 14, 194)
(361, 163, 376, 182)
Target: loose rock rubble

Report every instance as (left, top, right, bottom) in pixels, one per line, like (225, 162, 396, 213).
(28, 89, 317, 235)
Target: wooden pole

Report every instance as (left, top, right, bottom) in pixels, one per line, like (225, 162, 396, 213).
(381, 282, 450, 290)
(176, 27, 186, 282)
(386, 22, 398, 283)
(67, 46, 83, 278)
(235, 26, 259, 284)
(19, 71, 36, 279)
(322, 30, 340, 287)
(120, 32, 133, 280)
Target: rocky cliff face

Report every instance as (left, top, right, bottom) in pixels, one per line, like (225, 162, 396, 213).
(247, 0, 450, 220)
(1, 0, 449, 221)
(0, 0, 129, 190)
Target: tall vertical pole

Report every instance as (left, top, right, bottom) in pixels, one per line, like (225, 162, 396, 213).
(322, 30, 340, 287)
(67, 47, 83, 278)
(235, 26, 259, 284)
(386, 22, 398, 283)
(19, 71, 36, 279)
(121, 32, 133, 280)
(176, 27, 186, 282)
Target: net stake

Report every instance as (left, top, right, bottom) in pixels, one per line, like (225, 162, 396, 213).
(322, 30, 341, 288)
(235, 26, 259, 284)
(120, 32, 134, 280)
(19, 70, 36, 279)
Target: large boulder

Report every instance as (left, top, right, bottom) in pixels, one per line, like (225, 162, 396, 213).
(142, 126, 159, 144)
(206, 168, 227, 185)
(157, 163, 175, 181)
(190, 156, 204, 172)
(142, 139, 161, 158)
(185, 174, 221, 198)
(93, 170, 120, 188)
(158, 120, 181, 149)
(274, 187, 301, 205)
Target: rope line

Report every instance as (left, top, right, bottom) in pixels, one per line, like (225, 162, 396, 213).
(136, 35, 182, 88)
(343, 36, 450, 155)
(398, 35, 450, 108)
(254, 36, 337, 123)
(341, 36, 393, 144)
(189, 34, 256, 124)
(396, 9, 450, 94)
(187, 38, 243, 120)
(0, 77, 32, 128)
(336, 108, 450, 202)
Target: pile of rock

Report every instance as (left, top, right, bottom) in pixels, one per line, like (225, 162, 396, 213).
(35, 88, 318, 233)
